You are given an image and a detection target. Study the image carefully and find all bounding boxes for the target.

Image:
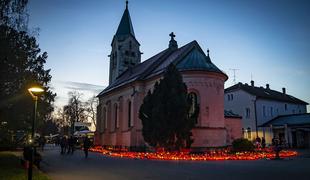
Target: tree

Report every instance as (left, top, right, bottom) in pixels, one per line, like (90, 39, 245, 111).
(0, 1, 56, 148)
(63, 91, 87, 134)
(85, 95, 99, 127)
(139, 64, 198, 150)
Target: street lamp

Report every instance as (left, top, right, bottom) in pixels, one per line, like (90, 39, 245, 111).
(27, 86, 44, 180)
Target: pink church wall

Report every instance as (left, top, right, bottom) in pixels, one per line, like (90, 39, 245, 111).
(225, 117, 242, 145)
(96, 71, 243, 148)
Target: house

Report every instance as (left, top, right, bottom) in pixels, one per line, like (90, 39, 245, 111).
(224, 80, 308, 144)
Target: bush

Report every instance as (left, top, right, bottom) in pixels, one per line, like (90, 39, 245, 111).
(232, 138, 255, 152)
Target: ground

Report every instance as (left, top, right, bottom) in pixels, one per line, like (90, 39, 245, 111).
(0, 151, 50, 180)
(40, 144, 310, 180)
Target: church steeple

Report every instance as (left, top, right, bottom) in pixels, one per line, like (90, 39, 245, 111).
(109, 1, 141, 85)
(115, 0, 135, 37)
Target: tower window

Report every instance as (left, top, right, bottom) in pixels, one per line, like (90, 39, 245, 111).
(125, 50, 129, 56)
(131, 52, 135, 57)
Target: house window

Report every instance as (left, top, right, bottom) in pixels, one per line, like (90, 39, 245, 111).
(285, 104, 287, 111)
(247, 127, 252, 139)
(263, 106, 266, 117)
(228, 94, 230, 101)
(128, 101, 132, 128)
(270, 107, 273, 117)
(129, 41, 132, 49)
(246, 108, 250, 118)
(231, 94, 233, 100)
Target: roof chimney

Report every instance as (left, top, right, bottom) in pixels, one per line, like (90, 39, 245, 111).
(266, 84, 270, 89)
(251, 80, 254, 87)
(282, 87, 286, 94)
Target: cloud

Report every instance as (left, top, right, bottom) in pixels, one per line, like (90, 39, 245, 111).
(51, 80, 105, 107)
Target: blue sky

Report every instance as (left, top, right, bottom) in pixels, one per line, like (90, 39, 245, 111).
(28, 0, 310, 110)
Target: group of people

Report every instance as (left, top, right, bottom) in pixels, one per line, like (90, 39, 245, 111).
(58, 135, 92, 158)
(255, 136, 266, 148)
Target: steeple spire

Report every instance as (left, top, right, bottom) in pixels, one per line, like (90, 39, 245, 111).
(115, 0, 135, 37)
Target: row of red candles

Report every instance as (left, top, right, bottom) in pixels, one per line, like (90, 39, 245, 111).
(89, 146, 298, 161)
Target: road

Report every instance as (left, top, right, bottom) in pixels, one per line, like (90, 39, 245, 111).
(40, 145, 310, 180)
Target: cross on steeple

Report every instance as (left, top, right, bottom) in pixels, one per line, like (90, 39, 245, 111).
(169, 32, 176, 40)
(168, 32, 178, 49)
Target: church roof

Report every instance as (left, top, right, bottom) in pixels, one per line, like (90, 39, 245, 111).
(225, 83, 308, 105)
(98, 40, 227, 96)
(115, 5, 135, 37)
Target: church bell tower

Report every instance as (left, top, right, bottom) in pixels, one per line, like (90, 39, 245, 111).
(109, 1, 141, 85)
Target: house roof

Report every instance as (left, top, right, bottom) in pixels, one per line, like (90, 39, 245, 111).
(224, 110, 242, 118)
(259, 113, 310, 127)
(225, 83, 308, 105)
(98, 40, 227, 96)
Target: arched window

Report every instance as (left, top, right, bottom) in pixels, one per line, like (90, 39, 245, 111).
(188, 92, 200, 124)
(102, 107, 106, 130)
(114, 104, 118, 129)
(128, 101, 132, 128)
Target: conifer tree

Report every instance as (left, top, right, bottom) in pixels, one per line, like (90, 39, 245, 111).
(139, 64, 199, 150)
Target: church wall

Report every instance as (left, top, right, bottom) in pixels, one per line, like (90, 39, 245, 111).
(224, 117, 242, 145)
(98, 71, 235, 148)
(191, 128, 226, 147)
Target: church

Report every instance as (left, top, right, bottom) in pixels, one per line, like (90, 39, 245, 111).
(96, 1, 242, 148)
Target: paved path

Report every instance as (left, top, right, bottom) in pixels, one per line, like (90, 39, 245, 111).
(40, 145, 310, 180)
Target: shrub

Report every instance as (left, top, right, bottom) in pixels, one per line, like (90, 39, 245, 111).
(232, 138, 255, 152)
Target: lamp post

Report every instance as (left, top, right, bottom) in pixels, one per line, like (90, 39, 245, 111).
(28, 86, 44, 180)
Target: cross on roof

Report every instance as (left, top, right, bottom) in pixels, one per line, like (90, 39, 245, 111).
(169, 32, 175, 40)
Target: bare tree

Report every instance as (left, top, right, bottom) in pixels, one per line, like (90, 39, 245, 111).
(64, 91, 86, 134)
(85, 95, 99, 127)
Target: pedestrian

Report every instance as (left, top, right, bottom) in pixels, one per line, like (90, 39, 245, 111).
(261, 137, 266, 149)
(68, 136, 75, 154)
(83, 136, 91, 158)
(60, 136, 68, 155)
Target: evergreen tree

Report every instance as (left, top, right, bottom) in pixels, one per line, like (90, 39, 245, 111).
(139, 64, 198, 150)
(0, 0, 56, 145)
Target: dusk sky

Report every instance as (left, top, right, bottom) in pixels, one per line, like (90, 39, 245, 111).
(28, 0, 310, 111)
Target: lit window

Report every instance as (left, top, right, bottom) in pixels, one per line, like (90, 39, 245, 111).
(247, 127, 251, 139)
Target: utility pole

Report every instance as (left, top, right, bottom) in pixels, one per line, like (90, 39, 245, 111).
(229, 68, 239, 85)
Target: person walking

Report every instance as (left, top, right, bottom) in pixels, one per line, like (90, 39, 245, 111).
(83, 136, 91, 158)
(261, 137, 266, 149)
(60, 136, 68, 155)
(67, 136, 75, 154)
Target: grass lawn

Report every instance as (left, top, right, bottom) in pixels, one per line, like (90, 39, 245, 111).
(0, 151, 50, 180)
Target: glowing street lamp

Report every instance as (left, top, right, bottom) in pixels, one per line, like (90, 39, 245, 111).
(27, 86, 44, 180)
